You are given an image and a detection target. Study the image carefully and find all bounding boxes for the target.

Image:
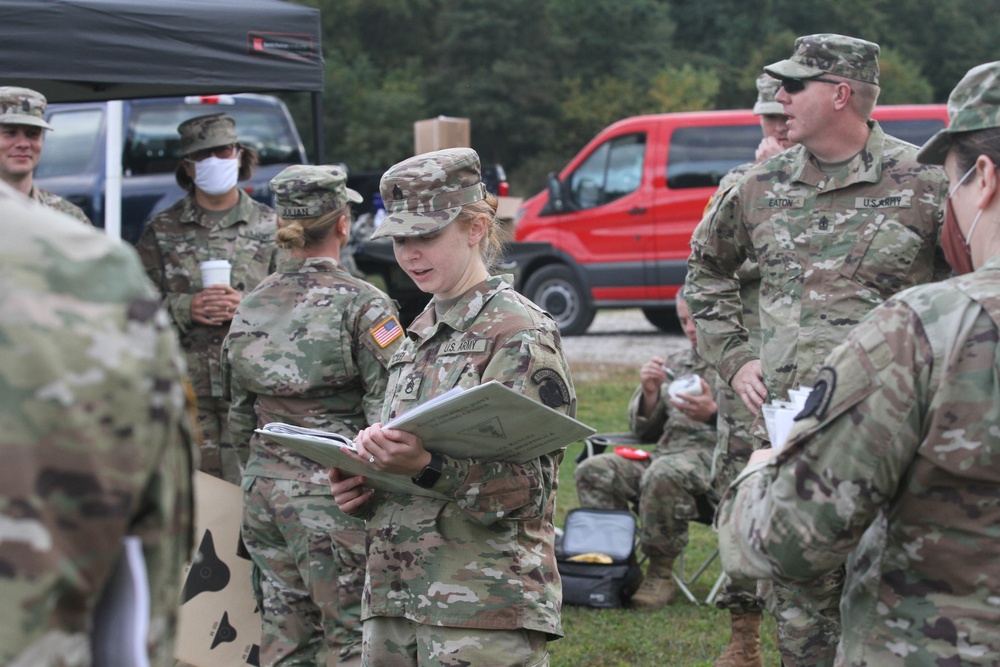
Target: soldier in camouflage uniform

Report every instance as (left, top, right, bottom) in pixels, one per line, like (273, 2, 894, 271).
(0, 86, 92, 224)
(137, 113, 280, 485)
(716, 74, 793, 193)
(575, 292, 719, 610)
(329, 148, 576, 667)
(707, 72, 791, 667)
(686, 34, 952, 667)
(717, 60, 1000, 666)
(223, 165, 401, 666)
(0, 181, 195, 666)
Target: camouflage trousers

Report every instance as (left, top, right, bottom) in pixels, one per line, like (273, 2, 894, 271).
(759, 568, 844, 667)
(195, 395, 244, 485)
(575, 447, 713, 559)
(362, 617, 549, 667)
(710, 449, 762, 613)
(243, 476, 367, 666)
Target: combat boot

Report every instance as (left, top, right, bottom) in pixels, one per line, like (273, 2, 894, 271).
(712, 608, 763, 667)
(630, 556, 676, 609)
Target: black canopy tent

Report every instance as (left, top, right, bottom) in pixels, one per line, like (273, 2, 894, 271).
(0, 0, 324, 236)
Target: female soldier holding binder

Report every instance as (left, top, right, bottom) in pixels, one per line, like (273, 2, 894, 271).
(223, 165, 401, 666)
(329, 148, 577, 667)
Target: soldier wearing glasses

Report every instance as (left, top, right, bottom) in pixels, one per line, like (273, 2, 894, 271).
(137, 113, 280, 484)
(686, 34, 951, 666)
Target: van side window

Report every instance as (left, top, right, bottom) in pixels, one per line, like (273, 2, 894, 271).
(878, 119, 945, 147)
(569, 134, 645, 210)
(667, 126, 760, 190)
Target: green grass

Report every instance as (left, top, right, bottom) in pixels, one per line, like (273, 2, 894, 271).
(551, 362, 781, 667)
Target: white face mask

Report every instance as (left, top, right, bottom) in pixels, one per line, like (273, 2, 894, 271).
(192, 154, 240, 195)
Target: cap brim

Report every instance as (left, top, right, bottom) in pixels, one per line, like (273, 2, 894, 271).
(1, 115, 53, 131)
(764, 60, 824, 81)
(753, 101, 785, 115)
(916, 128, 950, 165)
(181, 137, 238, 156)
(346, 187, 363, 205)
(369, 207, 461, 240)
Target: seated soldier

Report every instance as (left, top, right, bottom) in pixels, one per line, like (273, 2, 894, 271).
(575, 291, 718, 609)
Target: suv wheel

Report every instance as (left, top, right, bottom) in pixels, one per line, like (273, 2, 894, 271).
(523, 265, 595, 335)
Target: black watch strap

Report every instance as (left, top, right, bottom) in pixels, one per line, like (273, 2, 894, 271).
(412, 452, 444, 489)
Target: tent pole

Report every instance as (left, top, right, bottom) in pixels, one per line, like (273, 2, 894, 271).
(104, 100, 123, 240)
(311, 91, 324, 164)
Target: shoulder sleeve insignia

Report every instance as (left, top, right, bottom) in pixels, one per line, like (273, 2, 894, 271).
(794, 367, 837, 422)
(531, 368, 570, 409)
(370, 316, 403, 348)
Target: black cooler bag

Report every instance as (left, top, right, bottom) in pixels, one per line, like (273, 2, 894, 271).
(557, 508, 640, 608)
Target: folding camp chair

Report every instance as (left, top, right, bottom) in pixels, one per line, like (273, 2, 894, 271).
(576, 432, 644, 464)
(672, 492, 726, 605)
(576, 433, 725, 605)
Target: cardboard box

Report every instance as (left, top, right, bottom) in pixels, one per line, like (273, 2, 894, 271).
(175, 472, 262, 666)
(414, 116, 470, 154)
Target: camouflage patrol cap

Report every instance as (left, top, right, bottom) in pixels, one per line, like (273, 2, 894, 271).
(270, 164, 363, 218)
(917, 61, 1000, 165)
(370, 147, 487, 239)
(765, 34, 880, 85)
(0, 86, 53, 130)
(753, 74, 783, 116)
(177, 113, 238, 156)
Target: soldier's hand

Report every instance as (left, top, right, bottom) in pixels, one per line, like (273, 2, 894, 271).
(732, 360, 766, 415)
(214, 285, 242, 323)
(640, 355, 667, 391)
(670, 377, 716, 422)
(356, 423, 431, 477)
(755, 135, 789, 162)
(191, 286, 239, 326)
(329, 467, 373, 514)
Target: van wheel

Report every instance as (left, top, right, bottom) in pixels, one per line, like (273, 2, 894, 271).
(523, 265, 595, 335)
(642, 306, 680, 333)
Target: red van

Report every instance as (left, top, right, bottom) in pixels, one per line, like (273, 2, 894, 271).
(512, 105, 949, 334)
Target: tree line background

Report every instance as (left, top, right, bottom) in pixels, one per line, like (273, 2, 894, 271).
(283, 0, 997, 198)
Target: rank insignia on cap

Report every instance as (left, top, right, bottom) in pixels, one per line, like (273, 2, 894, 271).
(371, 316, 403, 348)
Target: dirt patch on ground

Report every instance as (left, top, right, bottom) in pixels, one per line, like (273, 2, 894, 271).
(561, 309, 688, 380)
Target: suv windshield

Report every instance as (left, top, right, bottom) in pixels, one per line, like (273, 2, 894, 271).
(36, 98, 303, 178)
(34, 108, 104, 179)
(125, 103, 302, 175)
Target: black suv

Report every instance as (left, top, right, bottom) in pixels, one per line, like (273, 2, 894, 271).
(34, 94, 308, 244)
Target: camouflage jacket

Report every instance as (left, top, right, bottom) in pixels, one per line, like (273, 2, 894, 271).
(135, 190, 279, 397)
(29, 184, 92, 225)
(687, 121, 951, 400)
(715, 259, 763, 465)
(364, 275, 575, 636)
(222, 256, 401, 486)
(0, 186, 195, 666)
(717, 256, 1000, 665)
(628, 347, 719, 457)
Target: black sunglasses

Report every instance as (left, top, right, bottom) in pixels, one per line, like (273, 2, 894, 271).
(780, 77, 855, 95)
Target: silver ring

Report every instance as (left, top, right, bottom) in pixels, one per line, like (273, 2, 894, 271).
(368, 455, 376, 463)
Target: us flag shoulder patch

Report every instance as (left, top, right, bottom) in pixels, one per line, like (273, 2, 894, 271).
(370, 316, 403, 348)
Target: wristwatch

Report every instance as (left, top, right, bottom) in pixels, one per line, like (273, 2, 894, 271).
(412, 452, 444, 489)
